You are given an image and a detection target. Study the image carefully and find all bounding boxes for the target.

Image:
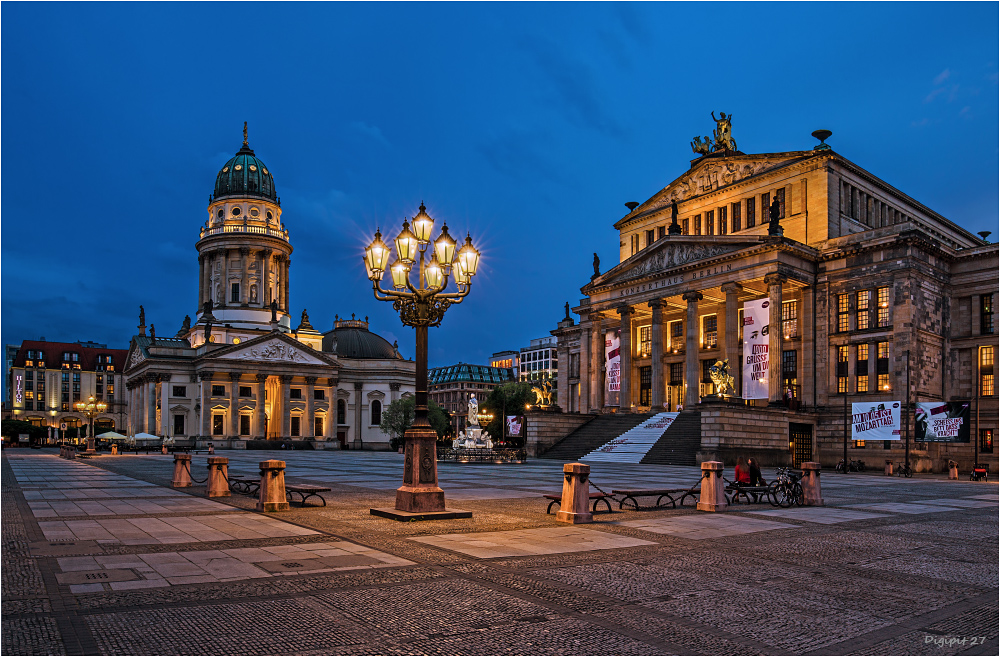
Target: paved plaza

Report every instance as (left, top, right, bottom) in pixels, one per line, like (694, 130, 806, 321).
(2, 449, 997, 656)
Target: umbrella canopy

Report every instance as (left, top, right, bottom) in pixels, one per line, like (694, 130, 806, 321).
(132, 432, 160, 440)
(97, 431, 127, 440)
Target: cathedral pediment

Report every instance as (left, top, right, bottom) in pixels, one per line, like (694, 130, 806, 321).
(209, 332, 335, 367)
(615, 151, 815, 229)
(589, 237, 760, 290)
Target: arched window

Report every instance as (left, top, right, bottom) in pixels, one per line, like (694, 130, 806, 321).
(371, 399, 382, 426)
(337, 399, 346, 425)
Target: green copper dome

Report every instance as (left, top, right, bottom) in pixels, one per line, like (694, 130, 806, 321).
(213, 128, 277, 202)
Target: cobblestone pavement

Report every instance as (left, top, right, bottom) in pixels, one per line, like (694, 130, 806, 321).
(2, 449, 997, 656)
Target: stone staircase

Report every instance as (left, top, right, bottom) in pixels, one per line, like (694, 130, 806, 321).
(639, 411, 702, 466)
(580, 413, 679, 464)
(539, 413, 656, 462)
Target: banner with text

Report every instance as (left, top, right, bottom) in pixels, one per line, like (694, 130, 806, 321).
(915, 402, 970, 442)
(852, 401, 902, 441)
(742, 298, 770, 399)
(605, 329, 621, 407)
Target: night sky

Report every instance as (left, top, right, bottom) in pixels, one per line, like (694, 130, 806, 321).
(2, 2, 997, 391)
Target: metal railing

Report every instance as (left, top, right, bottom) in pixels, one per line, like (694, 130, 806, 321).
(199, 224, 288, 240)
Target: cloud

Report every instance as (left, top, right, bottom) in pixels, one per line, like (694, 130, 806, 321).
(933, 68, 951, 85)
(349, 121, 390, 148)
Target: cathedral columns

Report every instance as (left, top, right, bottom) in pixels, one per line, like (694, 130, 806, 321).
(648, 300, 665, 410)
(262, 249, 272, 308)
(722, 282, 743, 397)
(683, 291, 703, 408)
(578, 322, 591, 413)
(765, 273, 786, 404)
(305, 376, 316, 438)
(617, 305, 633, 412)
(591, 315, 605, 410)
(146, 375, 158, 435)
(198, 254, 208, 310)
(229, 373, 241, 437)
(327, 378, 339, 440)
(199, 371, 213, 437)
(239, 247, 249, 305)
(280, 375, 292, 438)
(254, 374, 267, 438)
(353, 382, 364, 448)
(283, 258, 291, 312)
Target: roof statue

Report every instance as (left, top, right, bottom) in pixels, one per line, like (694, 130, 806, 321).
(690, 135, 712, 156)
(298, 308, 314, 330)
(668, 199, 682, 235)
(243, 121, 248, 147)
(138, 305, 146, 335)
(204, 322, 213, 342)
(149, 324, 156, 344)
(177, 315, 191, 337)
(711, 111, 737, 151)
(592, 252, 601, 278)
(564, 302, 571, 320)
(768, 195, 783, 236)
(270, 300, 278, 323)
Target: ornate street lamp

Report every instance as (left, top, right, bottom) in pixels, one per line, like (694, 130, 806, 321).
(364, 202, 479, 520)
(74, 395, 107, 453)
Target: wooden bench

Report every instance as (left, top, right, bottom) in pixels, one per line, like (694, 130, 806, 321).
(285, 484, 331, 507)
(228, 475, 260, 496)
(612, 487, 700, 510)
(543, 492, 612, 514)
(725, 483, 771, 505)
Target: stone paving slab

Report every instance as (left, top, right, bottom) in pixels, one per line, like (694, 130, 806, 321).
(844, 502, 965, 514)
(616, 514, 799, 539)
(742, 506, 890, 524)
(412, 526, 655, 558)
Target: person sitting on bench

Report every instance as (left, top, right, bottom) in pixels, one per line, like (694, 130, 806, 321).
(748, 458, 767, 486)
(734, 457, 752, 485)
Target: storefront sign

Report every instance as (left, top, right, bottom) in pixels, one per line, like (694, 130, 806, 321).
(915, 402, 970, 442)
(14, 374, 23, 404)
(741, 299, 770, 399)
(605, 329, 621, 407)
(852, 402, 901, 441)
(505, 415, 524, 439)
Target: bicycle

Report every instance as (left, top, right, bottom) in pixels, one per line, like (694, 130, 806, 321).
(768, 467, 804, 507)
(896, 462, 913, 478)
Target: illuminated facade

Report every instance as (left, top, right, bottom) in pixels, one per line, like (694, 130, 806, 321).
(552, 129, 998, 471)
(428, 363, 515, 434)
(123, 129, 415, 449)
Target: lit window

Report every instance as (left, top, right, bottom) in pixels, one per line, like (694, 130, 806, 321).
(781, 300, 798, 338)
(638, 325, 652, 357)
(982, 346, 995, 396)
(982, 294, 995, 335)
(837, 294, 850, 332)
(837, 346, 849, 393)
(856, 343, 869, 393)
(702, 315, 718, 349)
(877, 287, 890, 327)
(857, 291, 870, 330)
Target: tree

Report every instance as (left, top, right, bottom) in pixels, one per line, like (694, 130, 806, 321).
(379, 397, 450, 450)
(1, 419, 48, 443)
(482, 382, 535, 447)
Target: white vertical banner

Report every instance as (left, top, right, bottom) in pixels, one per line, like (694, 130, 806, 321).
(852, 402, 901, 441)
(605, 329, 621, 407)
(742, 299, 770, 399)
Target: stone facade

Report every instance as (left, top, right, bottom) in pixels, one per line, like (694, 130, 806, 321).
(552, 137, 998, 472)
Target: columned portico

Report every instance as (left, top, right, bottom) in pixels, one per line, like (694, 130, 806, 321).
(305, 376, 316, 438)
(683, 291, 702, 407)
(353, 381, 364, 447)
(648, 300, 664, 409)
(591, 315, 604, 410)
(254, 374, 267, 438)
(578, 322, 591, 413)
(229, 372, 241, 437)
(199, 371, 213, 437)
(765, 273, 786, 404)
(722, 282, 742, 397)
(617, 306, 633, 412)
(280, 375, 292, 437)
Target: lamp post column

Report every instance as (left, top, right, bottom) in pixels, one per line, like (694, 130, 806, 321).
(649, 300, 664, 410)
(683, 291, 703, 408)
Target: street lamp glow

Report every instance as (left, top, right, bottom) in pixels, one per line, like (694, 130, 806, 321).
(452, 261, 471, 286)
(457, 234, 480, 276)
(390, 260, 408, 290)
(394, 220, 418, 264)
(411, 202, 434, 243)
(425, 253, 443, 289)
(434, 223, 457, 267)
(364, 229, 391, 277)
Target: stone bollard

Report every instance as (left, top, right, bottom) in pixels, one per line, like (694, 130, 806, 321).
(257, 460, 289, 512)
(948, 460, 959, 480)
(172, 454, 192, 488)
(206, 457, 230, 497)
(59, 446, 65, 458)
(111, 445, 118, 455)
(555, 463, 593, 524)
(800, 462, 824, 506)
(67, 448, 76, 460)
(697, 461, 727, 512)
(884, 460, 893, 476)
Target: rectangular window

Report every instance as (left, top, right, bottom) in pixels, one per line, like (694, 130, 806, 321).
(694, 214, 701, 235)
(173, 386, 187, 397)
(982, 294, 995, 335)
(732, 202, 741, 231)
(658, 226, 666, 239)
(314, 389, 325, 400)
(290, 388, 302, 399)
(857, 290, 871, 330)
(645, 229, 655, 248)
(738, 309, 744, 343)
(639, 366, 652, 406)
(291, 416, 300, 437)
(782, 350, 797, 388)
(856, 343, 869, 393)
(775, 187, 785, 219)
(174, 414, 185, 435)
(239, 386, 252, 397)
(781, 300, 798, 338)
(638, 325, 652, 357)
(240, 414, 251, 436)
(315, 416, 324, 437)
(746, 197, 755, 228)
(877, 287, 890, 327)
(837, 294, 850, 332)
(212, 414, 224, 436)
(718, 206, 727, 235)
(981, 346, 995, 396)
(702, 315, 718, 349)
(212, 385, 225, 397)
(761, 192, 771, 223)
(837, 346, 849, 393)
(853, 440, 866, 448)
(231, 283, 240, 303)
(670, 320, 683, 350)
(877, 373, 890, 391)
(669, 362, 684, 385)
(981, 429, 994, 454)
(706, 210, 715, 235)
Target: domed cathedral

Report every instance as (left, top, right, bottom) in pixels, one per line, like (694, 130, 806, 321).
(123, 125, 415, 450)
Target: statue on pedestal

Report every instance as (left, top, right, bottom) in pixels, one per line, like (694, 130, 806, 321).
(467, 394, 479, 427)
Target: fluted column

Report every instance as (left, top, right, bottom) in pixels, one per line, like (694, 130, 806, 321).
(649, 300, 664, 410)
(617, 305, 633, 412)
(765, 273, 786, 404)
(353, 381, 364, 448)
(198, 254, 208, 310)
(262, 250, 272, 307)
(280, 375, 292, 438)
(239, 247, 249, 305)
(146, 375, 157, 435)
(305, 376, 317, 438)
(722, 282, 743, 397)
(592, 315, 605, 410)
(389, 381, 400, 403)
(579, 323, 591, 413)
(229, 373, 241, 437)
(326, 378, 339, 439)
(683, 291, 703, 407)
(199, 371, 213, 437)
(283, 258, 291, 312)
(254, 374, 267, 438)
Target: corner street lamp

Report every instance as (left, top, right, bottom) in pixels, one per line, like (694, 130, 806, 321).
(364, 202, 479, 520)
(75, 395, 107, 453)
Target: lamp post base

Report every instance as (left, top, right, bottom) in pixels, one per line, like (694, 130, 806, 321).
(370, 507, 472, 521)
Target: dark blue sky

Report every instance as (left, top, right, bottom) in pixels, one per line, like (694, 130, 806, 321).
(2, 2, 997, 379)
